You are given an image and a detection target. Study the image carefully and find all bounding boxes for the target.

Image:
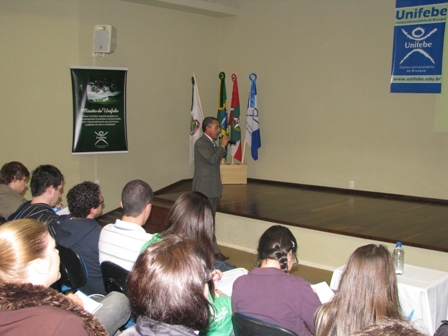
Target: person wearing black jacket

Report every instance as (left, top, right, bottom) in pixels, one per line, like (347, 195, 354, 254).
(57, 181, 105, 295)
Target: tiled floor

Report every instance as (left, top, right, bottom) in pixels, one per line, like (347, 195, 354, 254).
(220, 245, 332, 285)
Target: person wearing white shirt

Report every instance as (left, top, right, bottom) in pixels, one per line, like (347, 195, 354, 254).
(98, 179, 153, 271)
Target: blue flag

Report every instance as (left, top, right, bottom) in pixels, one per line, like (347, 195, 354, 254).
(245, 73, 261, 160)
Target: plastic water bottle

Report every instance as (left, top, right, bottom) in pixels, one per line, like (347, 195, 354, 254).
(393, 242, 404, 275)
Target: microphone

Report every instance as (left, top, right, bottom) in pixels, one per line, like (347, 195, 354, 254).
(218, 133, 236, 145)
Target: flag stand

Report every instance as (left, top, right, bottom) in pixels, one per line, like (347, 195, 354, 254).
(219, 71, 247, 184)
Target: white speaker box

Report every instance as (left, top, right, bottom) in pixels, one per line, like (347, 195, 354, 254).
(93, 25, 117, 54)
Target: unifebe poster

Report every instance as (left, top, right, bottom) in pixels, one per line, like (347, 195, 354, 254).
(71, 66, 128, 154)
(391, 0, 447, 93)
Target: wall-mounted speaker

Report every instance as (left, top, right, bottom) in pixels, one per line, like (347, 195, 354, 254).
(93, 25, 117, 54)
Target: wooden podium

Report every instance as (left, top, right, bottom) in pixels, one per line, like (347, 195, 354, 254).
(220, 163, 247, 184)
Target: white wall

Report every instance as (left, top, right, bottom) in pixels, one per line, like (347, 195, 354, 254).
(1, 0, 448, 268)
(0, 0, 220, 209)
(218, 0, 448, 199)
(216, 212, 448, 272)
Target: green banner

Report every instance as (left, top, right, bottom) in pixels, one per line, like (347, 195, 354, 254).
(71, 67, 128, 154)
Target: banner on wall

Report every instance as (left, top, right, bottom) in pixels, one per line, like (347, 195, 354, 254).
(70, 66, 128, 154)
(391, 0, 448, 93)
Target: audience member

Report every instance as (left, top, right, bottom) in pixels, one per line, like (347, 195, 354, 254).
(232, 225, 321, 336)
(56, 181, 105, 295)
(8, 164, 64, 238)
(352, 318, 428, 336)
(99, 179, 153, 271)
(140, 191, 236, 272)
(122, 235, 211, 336)
(140, 191, 233, 336)
(0, 219, 131, 336)
(314, 244, 403, 336)
(0, 161, 29, 219)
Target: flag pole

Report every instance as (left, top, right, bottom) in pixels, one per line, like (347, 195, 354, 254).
(241, 69, 247, 164)
(230, 70, 238, 165)
(193, 72, 204, 119)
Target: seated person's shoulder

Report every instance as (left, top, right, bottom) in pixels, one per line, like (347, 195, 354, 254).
(0, 305, 92, 336)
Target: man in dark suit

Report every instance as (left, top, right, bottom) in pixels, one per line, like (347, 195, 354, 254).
(193, 116, 230, 261)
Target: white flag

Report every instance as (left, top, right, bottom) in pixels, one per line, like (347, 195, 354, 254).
(190, 76, 203, 166)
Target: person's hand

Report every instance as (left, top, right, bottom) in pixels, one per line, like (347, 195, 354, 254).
(221, 135, 230, 147)
(67, 293, 84, 307)
(212, 269, 223, 282)
(215, 289, 228, 297)
(54, 202, 64, 210)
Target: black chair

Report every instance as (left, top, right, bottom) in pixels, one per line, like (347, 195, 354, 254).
(232, 313, 299, 336)
(101, 261, 129, 294)
(56, 244, 87, 293)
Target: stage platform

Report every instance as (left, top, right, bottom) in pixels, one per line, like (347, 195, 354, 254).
(150, 178, 448, 254)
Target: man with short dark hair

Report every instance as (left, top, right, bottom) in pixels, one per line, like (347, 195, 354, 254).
(192, 116, 230, 261)
(8, 164, 64, 238)
(0, 161, 29, 219)
(56, 181, 105, 295)
(98, 179, 154, 271)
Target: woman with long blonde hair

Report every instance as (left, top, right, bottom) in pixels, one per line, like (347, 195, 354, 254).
(0, 219, 130, 336)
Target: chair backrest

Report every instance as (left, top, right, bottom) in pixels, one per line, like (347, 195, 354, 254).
(56, 244, 87, 292)
(101, 261, 129, 294)
(232, 313, 299, 336)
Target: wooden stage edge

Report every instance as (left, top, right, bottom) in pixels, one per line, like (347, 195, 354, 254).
(97, 178, 448, 254)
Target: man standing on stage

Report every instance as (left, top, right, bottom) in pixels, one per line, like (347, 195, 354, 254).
(193, 116, 230, 261)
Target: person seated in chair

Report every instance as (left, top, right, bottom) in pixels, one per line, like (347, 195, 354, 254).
(122, 235, 212, 336)
(314, 244, 403, 336)
(140, 191, 234, 335)
(8, 164, 64, 238)
(0, 161, 29, 219)
(0, 219, 130, 336)
(56, 181, 105, 295)
(232, 225, 321, 336)
(99, 179, 154, 271)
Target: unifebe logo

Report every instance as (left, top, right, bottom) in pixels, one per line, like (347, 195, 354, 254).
(95, 131, 109, 148)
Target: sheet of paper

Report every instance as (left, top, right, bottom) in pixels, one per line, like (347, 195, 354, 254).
(74, 291, 103, 314)
(54, 206, 70, 215)
(311, 281, 334, 304)
(215, 267, 248, 296)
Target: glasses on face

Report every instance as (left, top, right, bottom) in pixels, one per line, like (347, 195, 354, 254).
(99, 196, 104, 205)
(292, 254, 299, 267)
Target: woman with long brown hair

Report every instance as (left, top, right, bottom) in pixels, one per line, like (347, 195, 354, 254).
(139, 191, 234, 336)
(123, 235, 211, 335)
(314, 244, 403, 336)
